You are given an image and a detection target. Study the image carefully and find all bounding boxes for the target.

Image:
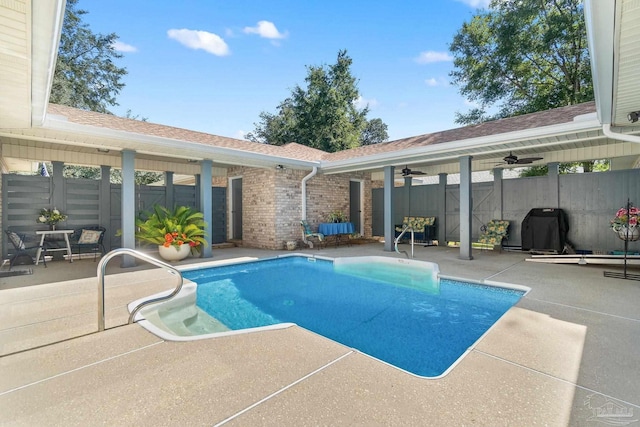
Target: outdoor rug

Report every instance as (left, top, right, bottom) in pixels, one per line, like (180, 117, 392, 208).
(0, 269, 33, 278)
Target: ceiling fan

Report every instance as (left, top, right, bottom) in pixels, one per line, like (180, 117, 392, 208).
(399, 165, 426, 177)
(498, 152, 543, 165)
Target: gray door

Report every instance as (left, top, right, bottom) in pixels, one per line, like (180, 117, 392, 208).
(231, 178, 243, 239)
(350, 181, 362, 234)
(372, 188, 384, 237)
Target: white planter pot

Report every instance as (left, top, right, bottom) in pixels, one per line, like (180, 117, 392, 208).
(158, 244, 191, 261)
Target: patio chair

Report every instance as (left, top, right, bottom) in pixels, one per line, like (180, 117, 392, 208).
(477, 220, 510, 251)
(300, 220, 325, 249)
(69, 226, 106, 261)
(4, 230, 47, 270)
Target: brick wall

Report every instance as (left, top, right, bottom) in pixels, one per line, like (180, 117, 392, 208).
(228, 166, 372, 249)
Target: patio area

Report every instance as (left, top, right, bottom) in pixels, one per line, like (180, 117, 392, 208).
(1, 243, 639, 426)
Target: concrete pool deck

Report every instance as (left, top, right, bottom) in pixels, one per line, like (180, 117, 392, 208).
(1, 243, 639, 425)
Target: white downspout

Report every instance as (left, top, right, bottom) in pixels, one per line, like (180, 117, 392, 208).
(300, 167, 318, 249)
(602, 123, 640, 144)
(301, 167, 318, 220)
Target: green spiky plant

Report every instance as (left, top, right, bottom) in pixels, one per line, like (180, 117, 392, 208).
(135, 205, 207, 254)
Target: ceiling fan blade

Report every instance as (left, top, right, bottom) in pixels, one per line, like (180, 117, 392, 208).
(516, 157, 543, 164)
(411, 170, 426, 175)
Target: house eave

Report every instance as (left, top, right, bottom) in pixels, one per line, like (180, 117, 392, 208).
(320, 118, 604, 174)
(1, 116, 321, 170)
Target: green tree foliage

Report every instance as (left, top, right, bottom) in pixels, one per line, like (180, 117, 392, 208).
(246, 50, 388, 152)
(37, 164, 162, 185)
(449, 0, 593, 125)
(518, 160, 609, 177)
(50, 0, 127, 113)
(360, 118, 389, 146)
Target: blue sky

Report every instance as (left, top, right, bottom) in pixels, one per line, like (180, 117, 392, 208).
(81, 0, 490, 142)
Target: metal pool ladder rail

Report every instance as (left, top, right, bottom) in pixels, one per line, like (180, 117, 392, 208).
(97, 248, 184, 332)
(394, 225, 414, 259)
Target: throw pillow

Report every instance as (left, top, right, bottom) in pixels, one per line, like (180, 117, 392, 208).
(8, 231, 25, 250)
(78, 229, 102, 244)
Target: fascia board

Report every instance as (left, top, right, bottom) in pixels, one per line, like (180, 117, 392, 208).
(321, 119, 604, 172)
(41, 117, 320, 169)
(584, 0, 616, 125)
(31, 0, 66, 127)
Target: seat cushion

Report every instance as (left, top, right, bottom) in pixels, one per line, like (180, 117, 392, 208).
(78, 229, 102, 244)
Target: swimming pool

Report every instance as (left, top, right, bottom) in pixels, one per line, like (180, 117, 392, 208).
(131, 255, 527, 378)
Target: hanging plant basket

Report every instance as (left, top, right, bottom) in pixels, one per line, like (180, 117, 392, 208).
(616, 226, 640, 242)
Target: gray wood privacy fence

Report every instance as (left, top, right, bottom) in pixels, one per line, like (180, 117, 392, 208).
(1, 174, 227, 258)
(372, 169, 640, 253)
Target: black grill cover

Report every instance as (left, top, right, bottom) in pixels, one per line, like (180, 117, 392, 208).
(521, 208, 569, 252)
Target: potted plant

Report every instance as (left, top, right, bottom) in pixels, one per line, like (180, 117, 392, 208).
(327, 210, 347, 223)
(135, 205, 207, 260)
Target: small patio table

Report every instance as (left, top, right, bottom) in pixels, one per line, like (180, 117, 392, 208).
(318, 222, 355, 247)
(35, 229, 74, 265)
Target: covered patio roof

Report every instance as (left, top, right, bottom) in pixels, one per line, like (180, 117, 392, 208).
(1, 0, 639, 176)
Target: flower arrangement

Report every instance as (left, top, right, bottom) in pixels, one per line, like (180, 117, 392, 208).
(327, 210, 347, 223)
(134, 205, 207, 254)
(37, 207, 67, 226)
(610, 205, 639, 230)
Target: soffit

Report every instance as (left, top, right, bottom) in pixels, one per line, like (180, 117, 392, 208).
(0, 124, 319, 170)
(320, 121, 611, 175)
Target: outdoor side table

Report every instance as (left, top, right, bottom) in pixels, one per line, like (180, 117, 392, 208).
(35, 229, 74, 265)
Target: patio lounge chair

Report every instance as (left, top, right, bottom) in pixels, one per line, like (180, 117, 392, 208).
(69, 226, 106, 261)
(4, 230, 47, 270)
(477, 220, 510, 251)
(300, 220, 325, 249)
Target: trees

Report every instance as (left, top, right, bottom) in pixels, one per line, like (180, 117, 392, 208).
(360, 118, 389, 146)
(47, 2, 162, 184)
(246, 50, 388, 152)
(449, 0, 593, 125)
(50, 0, 127, 113)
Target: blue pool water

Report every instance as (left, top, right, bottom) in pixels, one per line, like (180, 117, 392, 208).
(183, 257, 524, 377)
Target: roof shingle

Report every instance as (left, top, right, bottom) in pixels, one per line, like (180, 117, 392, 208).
(47, 101, 596, 164)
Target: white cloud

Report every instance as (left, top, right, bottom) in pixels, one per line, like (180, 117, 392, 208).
(415, 51, 453, 64)
(112, 41, 137, 53)
(167, 29, 230, 56)
(354, 96, 379, 109)
(243, 20, 287, 39)
(234, 130, 247, 139)
(454, 0, 491, 8)
(425, 77, 450, 87)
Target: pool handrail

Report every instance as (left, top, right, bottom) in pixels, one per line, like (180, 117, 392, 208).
(394, 225, 414, 259)
(96, 247, 184, 331)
